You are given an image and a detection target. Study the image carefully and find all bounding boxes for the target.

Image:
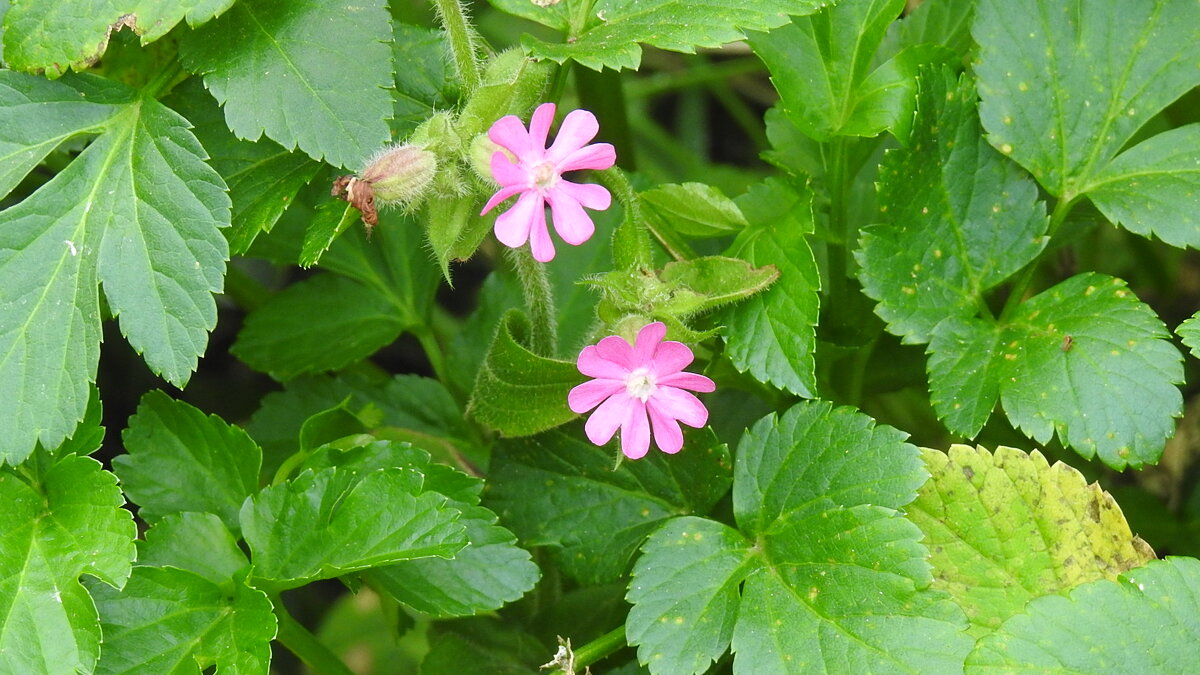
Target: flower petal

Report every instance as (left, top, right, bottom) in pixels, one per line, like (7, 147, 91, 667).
(546, 190, 595, 246)
(657, 371, 716, 393)
(528, 102, 557, 154)
(481, 184, 525, 215)
(488, 115, 530, 155)
(568, 378, 623, 413)
(650, 340, 695, 376)
(620, 398, 651, 460)
(528, 203, 556, 261)
(557, 142, 617, 173)
(554, 180, 611, 210)
(594, 334, 636, 370)
(493, 191, 542, 247)
(651, 386, 708, 428)
(647, 399, 685, 454)
(546, 109, 599, 163)
(633, 322, 667, 364)
(585, 392, 630, 446)
(490, 151, 527, 187)
(577, 342, 631, 379)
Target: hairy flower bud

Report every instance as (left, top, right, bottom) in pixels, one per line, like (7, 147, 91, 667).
(332, 143, 437, 231)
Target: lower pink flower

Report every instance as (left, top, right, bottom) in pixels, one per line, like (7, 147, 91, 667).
(567, 322, 716, 460)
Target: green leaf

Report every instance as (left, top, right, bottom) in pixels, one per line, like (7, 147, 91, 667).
(625, 402, 971, 673)
(723, 178, 821, 397)
(858, 68, 1048, 344)
(299, 200, 360, 268)
(750, 0, 908, 141)
(966, 557, 1200, 673)
(489, 428, 731, 584)
(640, 182, 748, 238)
(115, 391, 261, 533)
(137, 513, 250, 585)
(1178, 311, 1200, 359)
(0, 456, 136, 674)
(46, 384, 105, 459)
(486, 0, 571, 32)
(974, 0, 1200, 198)
(732, 400, 927, 535)
(179, 0, 394, 169)
(233, 274, 409, 380)
(92, 567, 276, 674)
(1086, 124, 1200, 248)
(886, 0, 976, 63)
(0, 71, 123, 199)
(167, 78, 322, 254)
(467, 310, 582, 437)
(391, 23, 458, 137)
(0, 73, 229, 466)
(521, 0, 831, 71)
(626, 518, 757, 675)
(909, 445, 1156, 635)
(455, 47, 554, 139)
(2, 0, 233, 77)
(241, 467, 466, 590)
(928, 273, 1184, 469)
(368, 504, 539, 617)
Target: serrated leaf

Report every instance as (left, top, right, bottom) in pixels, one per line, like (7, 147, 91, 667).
(910, 445, 1156, 635)
(974, 0, 1200, 200)
(232, 274, 409, 380)
(0, 71, 123, 199)
(732, 400, 926, 535)
(2, 0, 233, 77)
(299, 199, 359, 268)
(391, 23, 458, 137)
(1178, 311, 1200, 359)
(467, 310, 582, 437)
(1086, 124, 1200, 249)
(486, 0, 571, 32)
(115, 391, 261, 533)
(928, 273, 1184, 468)
(368, 505, 539, 617)
(0, 456, 136, 674)
(858, 68, 1048, 343)
(966, 557, 1200, 673)
(167, 78, 322, 254)
(489, 428, 731, 585)
(750, 0, 908, 141)
(92, 567, 276, 674)
(46, 384, 105, 459)
(640, 183, 748, 238)
(0, 73, 228, 466)
(522, 0, 831, 71)
(137, 513, 250, 585)
(625, 402, 972, 674)
(885, 0, 976, 63)
(179, 0, 394, 169)
(723, 179, 820, 397)
(241, 467, 466, 590)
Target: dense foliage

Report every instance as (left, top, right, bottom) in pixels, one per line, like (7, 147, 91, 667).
(1, 0, 1199, 672)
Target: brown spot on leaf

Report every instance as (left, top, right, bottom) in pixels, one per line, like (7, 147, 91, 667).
(962, 466, 975, 480)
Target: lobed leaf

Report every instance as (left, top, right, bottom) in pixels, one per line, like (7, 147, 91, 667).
(0, 455, 136, 674)
(910, 445, 1156, 635)
(137, 513, 250, 586)
(928, 273, 1184, 469)
(115, 391, 262, 533)
(179, 0, 394, 169)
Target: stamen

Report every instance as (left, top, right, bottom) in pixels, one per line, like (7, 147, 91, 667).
(625, 368, 657, 402)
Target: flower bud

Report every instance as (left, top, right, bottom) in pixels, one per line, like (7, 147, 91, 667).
(468, 133, 506, 183)
(332, 143, 437, 232)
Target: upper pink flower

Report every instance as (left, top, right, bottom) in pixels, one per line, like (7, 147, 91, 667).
(567, 322, 716, 460)
(481, 103, 617, 262)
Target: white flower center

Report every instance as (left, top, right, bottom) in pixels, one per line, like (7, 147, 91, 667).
(531, 161, 558, 191)
(625, 367, 657, 402)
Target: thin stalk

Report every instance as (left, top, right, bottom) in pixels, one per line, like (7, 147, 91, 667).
(433, 0, 481, 94)
(508, 245, 558, 356)
(572, 626, 626, 667)
(824, 138, 851, 302)
(272, 597, 354, 675)
(414, 326, 451, 386)
(141, 58, 186, 99)
(1000, 195, 1077, 320)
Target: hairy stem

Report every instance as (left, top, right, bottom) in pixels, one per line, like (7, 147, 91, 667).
(433, 0, 481, 94)
(509, 245, 558, 356)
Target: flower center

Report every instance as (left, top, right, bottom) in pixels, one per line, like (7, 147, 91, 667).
(530, 161, 558, 191)
(625, 368, 657, 402)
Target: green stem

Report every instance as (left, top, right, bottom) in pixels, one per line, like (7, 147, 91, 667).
(272, 596, 354, 675)
(508, 246, 558, 356)
(595, 167, 661, 267)
(574, 65, 635, 171)
(141, 57, 187, 99)
(433, 0, 481, 94)
(824, 138, 851, 302)
(1000, 195, 1077, 320)
(414, 326, 451, 386)
(549, 626, 626, 673)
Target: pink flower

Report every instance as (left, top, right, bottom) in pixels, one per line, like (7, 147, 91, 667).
(567, 322, 716, 460)
(481, 102, 616, 262)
